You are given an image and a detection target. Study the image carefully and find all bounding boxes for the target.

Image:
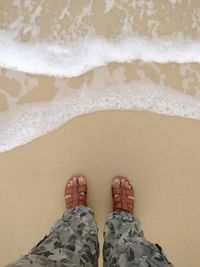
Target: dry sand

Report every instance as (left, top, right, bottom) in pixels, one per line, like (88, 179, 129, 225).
(0, 110, 200, 266)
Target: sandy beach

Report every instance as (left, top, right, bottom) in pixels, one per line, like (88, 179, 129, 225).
(1, 1, 200, 266)
(1, 110, 200, 266)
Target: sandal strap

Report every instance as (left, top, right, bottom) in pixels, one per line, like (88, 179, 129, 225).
(65, 186, 87, 195)
(78, 185, 87, 193)
(112, 188, 133, 195)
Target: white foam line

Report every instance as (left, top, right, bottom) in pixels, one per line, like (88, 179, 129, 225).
(0, 31, 200, 77)
(1, 82, 200, 153)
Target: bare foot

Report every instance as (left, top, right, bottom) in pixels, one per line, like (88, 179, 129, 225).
(112, 176, 135, 213)
(64, 174, 87, 209)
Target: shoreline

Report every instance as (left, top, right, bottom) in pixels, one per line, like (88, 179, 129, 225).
(1, 110, 200, 266)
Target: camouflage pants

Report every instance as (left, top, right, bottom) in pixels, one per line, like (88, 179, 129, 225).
(6, 207, 173, 267)
(103, 210, 173, 267)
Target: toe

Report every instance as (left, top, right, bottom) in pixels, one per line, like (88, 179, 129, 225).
(78, 175, 86, 185)
(121, 178, 126, 184)
(112, 177, 121, 188)
(125, 181, 129, 188)
(126, 181, 132, 190)
(67, 180, 73, 188)
(73, 177, 78, 184)
(121, 178, 127, 188)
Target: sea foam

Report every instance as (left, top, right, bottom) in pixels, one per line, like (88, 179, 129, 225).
(1, 28, 200, 153)
(0, 31, 200, 77)
(1, 81, 200, 153)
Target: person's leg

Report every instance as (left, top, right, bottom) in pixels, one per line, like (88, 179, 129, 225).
(6, 175, 99, 267)
(103, 176, 173, 267)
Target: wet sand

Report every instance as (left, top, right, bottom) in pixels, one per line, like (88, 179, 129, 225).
(0, 110, 200, 266)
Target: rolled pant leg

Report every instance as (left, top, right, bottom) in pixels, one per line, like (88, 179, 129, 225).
(6, 207, 99, 267)
(103, 210, 173, 267)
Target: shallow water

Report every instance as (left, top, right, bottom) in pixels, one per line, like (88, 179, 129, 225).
(0, 0, 200, 152)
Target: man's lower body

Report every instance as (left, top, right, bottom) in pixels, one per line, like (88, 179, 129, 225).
(6, 175, 173, 267)
(6, 207, 172, 267)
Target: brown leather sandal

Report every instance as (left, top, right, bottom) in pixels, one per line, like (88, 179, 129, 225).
(112, 175, 135, 214)
(64, 174, 87, 209)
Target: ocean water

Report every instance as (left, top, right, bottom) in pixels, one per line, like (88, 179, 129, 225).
(0, 0, 200, 152)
